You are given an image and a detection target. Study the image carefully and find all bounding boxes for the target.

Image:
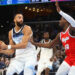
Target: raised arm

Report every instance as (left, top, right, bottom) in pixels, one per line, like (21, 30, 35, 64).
(31, 33, 61, 48)
(55, 0, 75, 28)
(0, 25, 32, 50)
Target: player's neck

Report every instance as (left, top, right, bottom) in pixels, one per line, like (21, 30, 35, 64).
(63, 23, 69, 32)
(44, 39, 49, 42)
(15, 25, 21, 32)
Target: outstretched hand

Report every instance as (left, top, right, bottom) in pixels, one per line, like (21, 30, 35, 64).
(55, 0, 61, 12)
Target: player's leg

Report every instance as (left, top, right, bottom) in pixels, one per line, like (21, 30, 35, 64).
(6, 59, 24, 75)
(56, 61, 70, 75)
(45, 61, 53, 75)
(68, 66, 75, 75)
(37, 61, 45, 75)
(68, 62, 75, 75)
(24, 56, 37, 75)
(45, 68, 50, 75)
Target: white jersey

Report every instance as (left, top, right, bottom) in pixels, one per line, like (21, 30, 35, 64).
(37, 39, 53, 61)
(12, 26, 36, 57)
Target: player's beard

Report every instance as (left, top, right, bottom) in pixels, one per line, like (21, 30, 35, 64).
(17, 22, 24, 28)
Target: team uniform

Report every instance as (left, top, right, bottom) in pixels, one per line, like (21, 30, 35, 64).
(37, 39, 53, 75)
(56, 27, 75, 75)
(6, 26, 37, 75)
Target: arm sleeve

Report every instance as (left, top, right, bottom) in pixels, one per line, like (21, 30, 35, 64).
(59, 11, 75, 27)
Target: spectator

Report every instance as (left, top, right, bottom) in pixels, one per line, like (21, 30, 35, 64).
(0, 57, 6, 69)
(53, 56, 60, 72)
(5, 58, 10, 67)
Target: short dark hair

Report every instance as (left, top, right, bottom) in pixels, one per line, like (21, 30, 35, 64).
(13, 11, 23, 19)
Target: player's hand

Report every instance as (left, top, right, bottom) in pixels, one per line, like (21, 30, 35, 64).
(0, 41, 7, 50)
(55, 0, 61, 12)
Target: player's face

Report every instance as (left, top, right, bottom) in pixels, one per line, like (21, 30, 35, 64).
(14, 14, 24, 27)
(59, 17, 67, 29)
(43, 32, 49, 40)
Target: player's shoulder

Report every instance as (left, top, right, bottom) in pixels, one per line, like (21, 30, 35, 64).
(23, 25, 32, 34)
(57, 33, 60, 37)
(9, 30, 12, 35)
(8, 29, 13, 38)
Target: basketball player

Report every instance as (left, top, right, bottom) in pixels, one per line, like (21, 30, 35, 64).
(30, 0, 75, 75)
(36, 32, 53, 75)
(0, 12, 37, 75)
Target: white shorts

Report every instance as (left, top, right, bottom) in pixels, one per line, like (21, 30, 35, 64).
(37, 59, 53, 72)
(7, 54, 37, 74)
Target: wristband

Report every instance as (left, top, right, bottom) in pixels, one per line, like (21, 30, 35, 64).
(8, 45, 11, 49)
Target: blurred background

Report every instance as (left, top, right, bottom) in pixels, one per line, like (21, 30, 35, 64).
(0, 0, 75, 75)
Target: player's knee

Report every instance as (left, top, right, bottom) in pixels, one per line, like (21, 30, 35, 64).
(36, 68, 44, 75)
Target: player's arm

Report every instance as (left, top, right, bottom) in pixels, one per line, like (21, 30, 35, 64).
(55, 0, 75, 30)
(0, 30, 15, 55)
(0, 26, 32, 50)
(31, 33, 61, 48)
